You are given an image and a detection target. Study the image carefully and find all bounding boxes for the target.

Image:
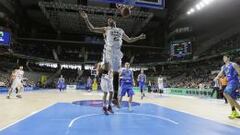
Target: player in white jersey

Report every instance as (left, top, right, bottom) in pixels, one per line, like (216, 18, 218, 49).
(80, 11, 146, 107)
(6, 69, 17, 99)
(97, 63, 114, 115)
(8, 66, 24, 98)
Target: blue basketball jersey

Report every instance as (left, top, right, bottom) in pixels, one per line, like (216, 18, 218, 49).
(223, 63, 239, 84)
(138, 73, 146, 83)
(58, 78, 65, 83)
(121, 68, 133, 84)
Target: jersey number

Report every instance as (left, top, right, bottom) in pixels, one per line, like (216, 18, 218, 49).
(113, 36, 120, 41)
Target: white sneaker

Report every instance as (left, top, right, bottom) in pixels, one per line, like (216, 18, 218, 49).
(128, 107, 132, 112)
(128, 103, 132, 112)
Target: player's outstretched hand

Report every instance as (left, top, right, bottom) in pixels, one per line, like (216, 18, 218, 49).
(139, 33, 146, 40)
(79, 11, 88, 19)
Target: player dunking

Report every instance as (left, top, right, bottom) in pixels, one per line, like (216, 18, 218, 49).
(80, 11, 146, 107)
(214, 55, 240, 119)
(138, 69, 146, 99)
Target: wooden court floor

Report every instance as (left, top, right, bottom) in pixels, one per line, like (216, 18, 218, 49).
(0, 90, 239, 129)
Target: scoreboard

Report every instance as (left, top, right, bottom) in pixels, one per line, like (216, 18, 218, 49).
(170, 40, 192, 57)
(93, 0, 165, 9)
(0, 31, 11, 46)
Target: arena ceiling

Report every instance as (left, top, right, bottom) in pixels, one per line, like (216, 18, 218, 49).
(2, 0, 240, 46)
(15, 0, 168, 37)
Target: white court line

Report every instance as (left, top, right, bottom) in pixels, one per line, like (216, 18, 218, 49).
(117, 112, 179, 125)
(68, 112, 179, 128)
(68, 114, 101, 128)
(0, 103, 56, 131)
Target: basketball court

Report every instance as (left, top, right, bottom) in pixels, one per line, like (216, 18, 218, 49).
(0, 90, 240, 135)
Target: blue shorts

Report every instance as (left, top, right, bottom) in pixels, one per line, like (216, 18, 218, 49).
(139, 82, 145, 90)
(121, 84, 134, 97)
(57, 83, 65, 89)
(86, 85, 91, 90)
(224, 82, 239, 99)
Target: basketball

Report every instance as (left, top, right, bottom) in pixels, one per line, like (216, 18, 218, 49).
(121, 7, 131, 17)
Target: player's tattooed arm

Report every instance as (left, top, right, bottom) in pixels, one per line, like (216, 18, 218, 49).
(123, 32, 146, 43)
(80, 11, 105, 34)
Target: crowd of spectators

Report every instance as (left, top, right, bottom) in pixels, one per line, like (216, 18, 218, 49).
(200, 33, 240, 57)
(1, 31, 240, 90)
(166, 58, 221, 89)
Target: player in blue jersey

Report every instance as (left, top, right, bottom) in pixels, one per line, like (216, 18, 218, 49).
(57, 75, 65, 92)
(137, 69, 146, 99)
(235, 57, 240, 108)
(214, 55, 240, 119)
(119, 62, 135, 111)
(86, 76, 92, 92)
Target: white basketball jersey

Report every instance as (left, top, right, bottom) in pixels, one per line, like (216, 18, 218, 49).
(16, 70, 24, 80)
(104, 26, 124, 49)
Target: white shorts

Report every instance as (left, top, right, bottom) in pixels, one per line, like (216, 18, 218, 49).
(100, 74, 113, 93)
(11, 78, 22, 89)
(102, 47, 123, 72)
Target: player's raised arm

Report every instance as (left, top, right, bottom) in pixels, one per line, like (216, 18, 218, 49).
(122, 32, 146, 43)
(79, 11, 105, 34)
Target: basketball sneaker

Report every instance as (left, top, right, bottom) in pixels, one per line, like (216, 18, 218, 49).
(233, 111, 240, 118)
(128, 103, 132, 112)
(103, 106, 109, 115)
(112, 99, 120, 108)
(107, 105, 114, 114)
(228, 111, 240, 119)
(16, 95, 22, 98)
